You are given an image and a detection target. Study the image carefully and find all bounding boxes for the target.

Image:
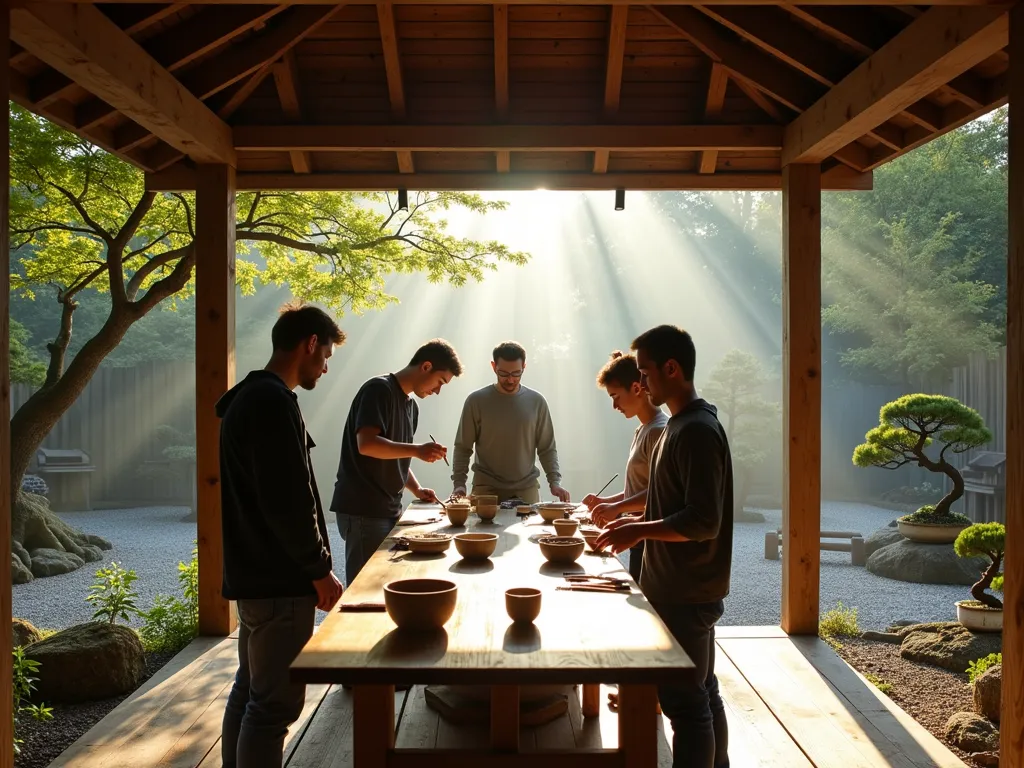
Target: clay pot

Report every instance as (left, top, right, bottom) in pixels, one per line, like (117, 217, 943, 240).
(446, 505, 470, 526)
(553, 519, 579, 536)
(506, 588, 542, 623)
(401, 533, 452, 554)
(580, 529, 605, 552)
(384, 579, 458, 630)
(475, 505, 499, 520)
(473, 494, 499, 507)
(538, 536, 585, 564)
(454, 532, 498, 560)
(538, 502, 573, 522)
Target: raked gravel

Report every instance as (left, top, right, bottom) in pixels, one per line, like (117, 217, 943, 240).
(13, 501, 969, 632)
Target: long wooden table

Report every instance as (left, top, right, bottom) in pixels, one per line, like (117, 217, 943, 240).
(291, 504, 694, 767)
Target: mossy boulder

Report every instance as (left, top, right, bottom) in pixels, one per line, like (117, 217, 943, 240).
(897, 622, 1002, 673)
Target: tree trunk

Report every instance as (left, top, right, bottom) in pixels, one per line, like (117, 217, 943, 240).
(932, 459, 966, 516)
(970, 552, 1003, 610)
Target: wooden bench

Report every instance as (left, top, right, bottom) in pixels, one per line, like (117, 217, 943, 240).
(765, 529, 866, 566)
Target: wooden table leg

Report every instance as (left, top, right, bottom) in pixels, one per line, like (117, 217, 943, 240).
(491, 685, 519, 751)
(581, 683, 600, 718)
(354, 685, 395, 768)
(618, 684, 658, 768)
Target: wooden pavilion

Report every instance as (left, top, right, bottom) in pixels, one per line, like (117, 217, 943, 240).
(0, 0, 1021, 766)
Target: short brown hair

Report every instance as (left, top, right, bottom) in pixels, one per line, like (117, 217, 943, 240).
(493, 341, 526, 365)
(596, 351, 641, 389)
(410, 338, 463, 376)
(631, 325, 696, 381)
(271, 302, 345, 351)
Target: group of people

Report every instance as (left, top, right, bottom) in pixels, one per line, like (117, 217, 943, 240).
(216, 302, 734, 768)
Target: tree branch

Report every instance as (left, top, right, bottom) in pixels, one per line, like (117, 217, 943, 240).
(132, 245, 197, 316)
(44, 296, 77, 388)
(126, 245, 194, 301)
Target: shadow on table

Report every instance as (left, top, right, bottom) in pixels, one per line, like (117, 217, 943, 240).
(368, 627, 449, 665)
(502, 623, 542, 653)
(449, 559, 495, 575)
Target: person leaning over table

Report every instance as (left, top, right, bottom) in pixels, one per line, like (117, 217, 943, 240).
(217, 302, 346, 768)
(330, 339, 464, 586)
(595, 325, 733, 768)
(451, 340, 570, 504)
(583, 350, 668, 583)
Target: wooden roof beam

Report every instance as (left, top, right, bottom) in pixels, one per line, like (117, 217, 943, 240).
(699, 63, 728, 174)
(594, 5, 629, 174)
(783, 6, 1009, 166)
(233, 124, 784, 152)
(377, 1, 414, 175)
(494, 3, 509, 172)
(11, 2, 234, 165)
(273, 50, 312, 174)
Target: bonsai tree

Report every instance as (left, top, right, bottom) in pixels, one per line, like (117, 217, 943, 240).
(954, 522, 1005, 609)
(853, 394, 991, 521)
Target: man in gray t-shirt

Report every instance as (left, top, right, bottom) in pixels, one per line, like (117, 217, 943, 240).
(451, 341, 570, 504)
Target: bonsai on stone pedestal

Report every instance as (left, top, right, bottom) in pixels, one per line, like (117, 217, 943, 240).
(853, 394, 991, 544)
(954, 522, 1005, 632)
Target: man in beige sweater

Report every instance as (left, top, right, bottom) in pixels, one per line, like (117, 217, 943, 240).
(451, 341, 570, 504)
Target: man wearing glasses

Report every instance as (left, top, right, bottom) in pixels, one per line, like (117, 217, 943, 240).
(451, 341, 570, 504)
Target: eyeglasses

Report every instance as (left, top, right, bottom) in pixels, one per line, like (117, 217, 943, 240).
(496, 370, 523, 379)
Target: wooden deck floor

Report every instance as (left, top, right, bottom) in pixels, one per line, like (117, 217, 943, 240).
(46, 627, 967, 768)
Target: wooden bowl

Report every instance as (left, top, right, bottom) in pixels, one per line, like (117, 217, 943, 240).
(473, 494, 499, 507)
(384, 579, 458, 630)
(580, 529, 605, 552)
(446, 505, 470, 526)
(401, 533, 452, 554)
(475, 504, 499, 520)
(454, 532, 498, 560)
(553, 519, 579, 536)
(537, 502, 574, 522)
(505, 587, 542, 624)
(537, 536, 585, 564)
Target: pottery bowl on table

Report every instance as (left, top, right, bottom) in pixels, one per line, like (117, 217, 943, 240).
(537, 536, 585, 564)
(537, 502, 575, 522)
(473, 494, 499, 507)
(400, 532, 452, 554)
(475, 504, 499, 520)
(505, 587, 542, 624)
(553, 518, 579, 536)
(383, 578, 458, 630)
(446, 504, 470, 526)
(454, 532, 499, 560)
(580, 528, 605, 552)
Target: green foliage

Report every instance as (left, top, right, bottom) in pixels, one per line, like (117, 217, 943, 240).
(9, 319, 47, 386)
(955, 522, 1006, 560)
(819, 602, 861, 642)
(13, 647, 54, 755)
(853, 394, 991, 470)
(139, 545, 199, 653)
(86, 562, 141, 625)
(900, 505, 971, 526)
(967, 652, 1001, 684)
(991, 574, 1003, 592)
(863, 673, 894, 695)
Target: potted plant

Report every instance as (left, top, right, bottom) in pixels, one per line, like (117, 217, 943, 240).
(853, 394, 991, 544)
(954, 522, 1005, 632)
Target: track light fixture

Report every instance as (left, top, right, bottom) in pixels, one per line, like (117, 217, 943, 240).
(398, 188, 409, 211)
(614, 189, 625, 211)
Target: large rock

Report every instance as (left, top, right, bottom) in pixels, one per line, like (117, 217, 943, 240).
(13, 619, 42, 648)
(25, 622, 145, 703)
(974, 664, 1002, 723)
(28, 548, 85, 578)
(865, 527, 905, 557)
(898, 622, 1002, 673)
(866, 539, 987, 585)
(945, 712, 1000, 753)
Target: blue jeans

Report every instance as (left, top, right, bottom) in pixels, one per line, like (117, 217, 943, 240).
(335, 512, 397, 585)
(222, 596, 318, 768)
(652, 600, 729, 768)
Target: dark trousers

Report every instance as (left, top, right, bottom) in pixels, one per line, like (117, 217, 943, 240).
(652, 600, 729, 768)
(222, 596, 318, 768)
(628, 540, 645, 583)
(335, 512, 397, 585)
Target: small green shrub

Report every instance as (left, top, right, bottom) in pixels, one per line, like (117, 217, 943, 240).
(900, 504, 971, 526)
(140, 545, 199, 653)
(13, 647, 54, 754)
(86, 562, 140, 624)
(864, 673, 894, 695)
(967, 652, 1002, 684)
(819, 602, 861, 640)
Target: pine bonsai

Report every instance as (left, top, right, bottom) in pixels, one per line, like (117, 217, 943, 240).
(853, 394, 991, 521)
(954, 522, 1005, 610)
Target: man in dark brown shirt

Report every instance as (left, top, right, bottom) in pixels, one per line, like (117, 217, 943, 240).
(597, 324, 733, 768)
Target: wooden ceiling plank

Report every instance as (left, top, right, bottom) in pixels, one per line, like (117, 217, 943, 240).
(377, 1, 413, 174)
(12, 2, 235, 164)
(783, 6, 1009, 166)
(594, 4, 628, 173)
(494, 3, 509, 172)
(699, 62, 728, 174)
(273, 49, 313, 173)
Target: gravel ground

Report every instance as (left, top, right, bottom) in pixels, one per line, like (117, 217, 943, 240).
(14, 500, 967, 632)
(834, 637, 975, 762)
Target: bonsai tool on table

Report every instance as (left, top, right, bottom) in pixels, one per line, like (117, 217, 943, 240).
(591, 473, 620, 500)
(558, 573, 631, 592)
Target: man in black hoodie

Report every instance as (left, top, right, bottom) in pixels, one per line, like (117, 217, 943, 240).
(217, 303, 346, 768)
(596, 325, 733, 768)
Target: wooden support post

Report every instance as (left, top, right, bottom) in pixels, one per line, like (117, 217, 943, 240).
(581, 683, 601, 718)
(781, 163, 822, 635)
(1002, 7, 1024, 767)
(617, 685, 658, 768)
(196, 164, 237, 637)
(1, 1, 15, 765)
(354, 685, 395, 768)
(490, 685, 519, 751)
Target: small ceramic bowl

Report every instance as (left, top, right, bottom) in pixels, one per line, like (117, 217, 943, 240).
(384, 578, 458, 630)
(505, 587, 542, 623)
(473, 494, 499, 507)
(537, 503, 573, 522)
(446, 505, 470, 526)
(537, 536, 585, 564)
(475, 504, 499, 520)
(553, 518, 579, 536)
(401, 533, 452, 554)
(580, 528, 605, 552)
(454, 532, 499, 560)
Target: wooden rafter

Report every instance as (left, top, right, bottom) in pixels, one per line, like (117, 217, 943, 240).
(494, 3, 509, 172)
(594, 5, 628, 174)
(377, 1, 414, 174)
(46, 0, 1019, 6)
(11, 2, 234, 164)
(233, 124, 784, 152)
(783, 6, 1009, 166)
(273, 50, 312, 174)
(699, 63, 729, 174)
